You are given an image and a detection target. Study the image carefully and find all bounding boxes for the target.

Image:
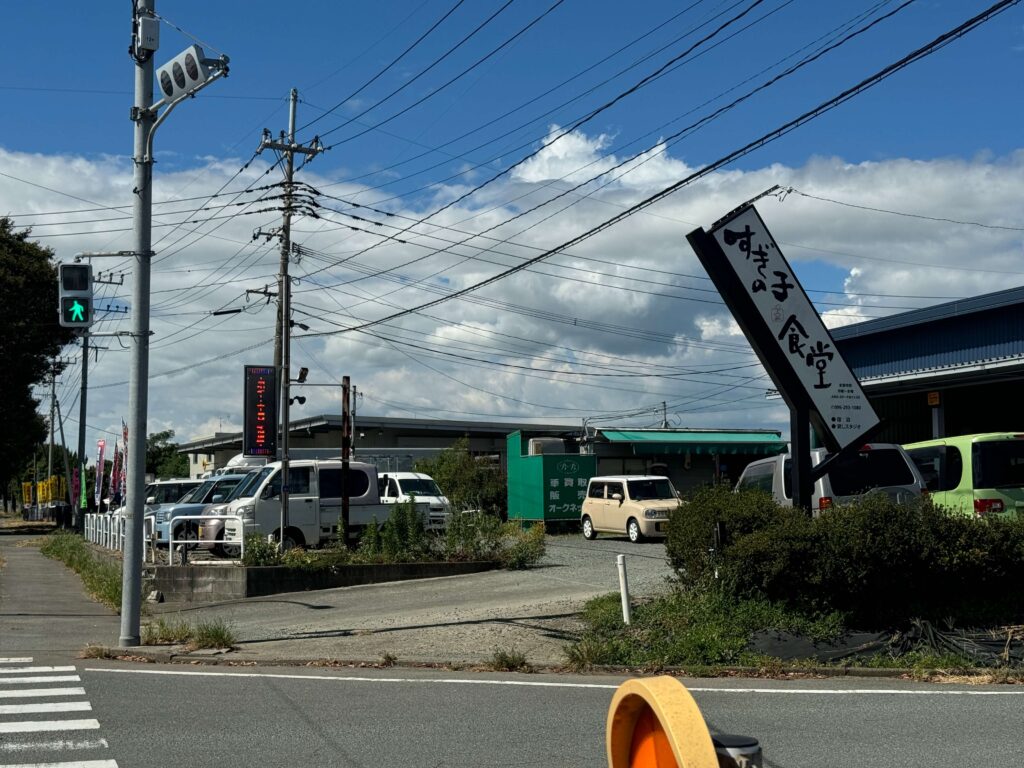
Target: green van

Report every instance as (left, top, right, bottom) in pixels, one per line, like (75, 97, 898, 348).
(903, 433, 1024, 518)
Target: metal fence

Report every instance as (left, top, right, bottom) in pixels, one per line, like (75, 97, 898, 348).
(84, 513, 158, 563)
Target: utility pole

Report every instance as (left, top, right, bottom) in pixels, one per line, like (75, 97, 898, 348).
(77, 333, 88, 528)
(341, 376, 352, 546)
(119, 0, 229, 646)
(661, 401, 668, 429)
(121, 0, 157, 647)
(55, 397, 74, 529)
(351, 385, 358, 459)
(47, 364, 57, 486)
(257, 89, 323, 550)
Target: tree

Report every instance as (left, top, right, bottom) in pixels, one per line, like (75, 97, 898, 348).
(415, 438, 507, 518)
(146, 429, 189, 479)
(0, 219, 74, 508)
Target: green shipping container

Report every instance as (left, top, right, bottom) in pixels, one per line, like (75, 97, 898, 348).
(506, 432, 596, 523)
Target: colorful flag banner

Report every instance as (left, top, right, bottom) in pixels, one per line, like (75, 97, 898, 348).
(94, 439, 106, 509)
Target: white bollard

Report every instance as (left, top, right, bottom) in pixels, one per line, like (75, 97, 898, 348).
(616, 554, 632, 625)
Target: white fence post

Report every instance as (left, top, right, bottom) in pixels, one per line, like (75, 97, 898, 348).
(616, 554, 632, 625)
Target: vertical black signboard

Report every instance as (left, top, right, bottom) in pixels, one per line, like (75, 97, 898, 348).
(243, 365, 277, 458)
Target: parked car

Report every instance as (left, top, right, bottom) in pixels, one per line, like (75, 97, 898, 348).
(198, 470, 265, 556)
(108, 477, 202, 523)
(153, 473, 251, 547)
(580, 475, 680, 542)
(904, 432, 1024, 518)
(378, 471, 452, 529)
(735, 443, 925, 514)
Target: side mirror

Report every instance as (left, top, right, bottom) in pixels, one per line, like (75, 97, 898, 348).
(611, 492, 623, 503)
(146, 496, 157, 505)
(211, 494, 223, 503)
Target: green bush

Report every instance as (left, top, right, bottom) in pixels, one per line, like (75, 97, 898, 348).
(499, 522, 546, 569)
(357, 501, 430, 563)
(242, 533, 281, 566)
(669, 485, 1024, 627)
(442, 511, 504, 561)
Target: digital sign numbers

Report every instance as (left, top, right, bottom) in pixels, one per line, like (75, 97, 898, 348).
(243, 365, 277, 457)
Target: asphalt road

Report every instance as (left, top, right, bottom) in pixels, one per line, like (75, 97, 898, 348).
(3, 659, 1023, 767)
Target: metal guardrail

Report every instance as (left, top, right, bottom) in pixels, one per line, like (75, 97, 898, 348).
(166, 514, 245, 563)
(84, 513, 157, 563)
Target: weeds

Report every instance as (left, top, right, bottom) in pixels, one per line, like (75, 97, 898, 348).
(40, 531, 122, 612)
(490, 647, 531, 672)
(242, 533, 282, 566)
(379, 651, 397, 667)
(79, 644, 116, 659)
(142, 616, 235, 650)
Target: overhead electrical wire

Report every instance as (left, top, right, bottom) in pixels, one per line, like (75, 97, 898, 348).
(294, 0, 1020, 342)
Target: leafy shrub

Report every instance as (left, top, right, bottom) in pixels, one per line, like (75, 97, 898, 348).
(499, 522, 546, 569)
(442, 511, 504, 561)
(670, 485, 1024, 627)
(242, 533, 281, 566)
(357, 500, 430, 563)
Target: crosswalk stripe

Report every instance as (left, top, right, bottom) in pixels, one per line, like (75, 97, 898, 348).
(0, 762, 118, 768)
(0, 689, 86, 700)
(0, 658, 34, 664)
(0, 677, 81, 686)
(0, 668, 77, 675)
(0, 720, 100, 734)
(0, 702, 92, 716)
(0, 737, 108, 753)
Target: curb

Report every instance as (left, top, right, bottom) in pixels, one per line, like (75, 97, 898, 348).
(87, 646, 931, 679)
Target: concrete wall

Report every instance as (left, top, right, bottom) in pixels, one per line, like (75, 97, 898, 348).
(154, 561, 499, 603)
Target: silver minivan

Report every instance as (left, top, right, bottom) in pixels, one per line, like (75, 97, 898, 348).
(735, 444, 926, 513)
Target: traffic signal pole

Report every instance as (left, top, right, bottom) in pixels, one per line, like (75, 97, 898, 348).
(121, 0, 156, 647)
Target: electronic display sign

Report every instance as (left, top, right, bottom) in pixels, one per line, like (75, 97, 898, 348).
(243, 365, 277, 457)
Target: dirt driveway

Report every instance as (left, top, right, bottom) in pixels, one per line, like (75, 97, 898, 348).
(152, 535, 676, 666)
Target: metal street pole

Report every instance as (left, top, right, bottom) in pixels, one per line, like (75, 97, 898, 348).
(77, 333, 89, 529)
(56, 397, 74, 527)
(279, 89, 297, 551)
(121, 0, 156, 646)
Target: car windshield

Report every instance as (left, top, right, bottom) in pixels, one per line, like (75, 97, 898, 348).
(227, 471, 262, 501)
(973, 440, 1024, 489)
(399, 479, 442, 496)
(627, 478, 676, 501)
(824, 449, 915, 496)
(182, 481, 216, 503)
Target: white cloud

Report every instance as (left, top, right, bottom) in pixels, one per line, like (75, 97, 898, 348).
(4, 135, 1023, 452)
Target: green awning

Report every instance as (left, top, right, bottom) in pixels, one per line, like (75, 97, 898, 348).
(599, 430, 787, 456)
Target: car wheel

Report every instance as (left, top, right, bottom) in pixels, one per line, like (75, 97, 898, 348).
(176, 524, 199, 550)
(581, 515, 597, 540)
(627, 518, 644, 543)
(277, 530, 302, 551)
(220, 543, 241, 558)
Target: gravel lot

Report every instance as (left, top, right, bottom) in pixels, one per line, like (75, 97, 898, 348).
(153, 535, 677, 666)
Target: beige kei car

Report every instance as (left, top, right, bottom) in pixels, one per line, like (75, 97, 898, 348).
(581, 475, 680, 542)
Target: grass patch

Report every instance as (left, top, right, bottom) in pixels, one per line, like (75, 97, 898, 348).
(79, 644, 117, 660)
(142, 616, 235, 650)
(39, 531, 122, 612)
(489, 646, 531, 672)
(565, 588, 845, 671)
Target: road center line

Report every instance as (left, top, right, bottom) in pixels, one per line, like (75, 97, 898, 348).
(0, 688, 86, 699)
(0, 667, 77, 675)
(0, 658, 34, 664)
(84, 667, 1024, 694)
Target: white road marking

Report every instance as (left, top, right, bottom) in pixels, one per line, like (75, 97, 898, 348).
(0, 738, 108, 754)
(0, 720, 100, 734)
(0, 668, 76, 675)
(0, 677, 81, 686)
(0, 689, 86, 700)
(83, 667, 1024, 694)
(0, 658, 34, 664)
(0, 702, 92, 716)
(0, 762, 118, 768)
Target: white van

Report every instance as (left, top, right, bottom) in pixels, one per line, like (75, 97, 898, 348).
(378, 472, 452, 529)
(735, 444, 925, 514)
(222, 459, 427, 549)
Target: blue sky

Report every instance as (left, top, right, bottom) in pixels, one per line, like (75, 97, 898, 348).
(3, 1, 1024, 445)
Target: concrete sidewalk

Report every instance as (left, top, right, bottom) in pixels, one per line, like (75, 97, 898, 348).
(0, 533, 673, 667)
(0, 534, 121, 659)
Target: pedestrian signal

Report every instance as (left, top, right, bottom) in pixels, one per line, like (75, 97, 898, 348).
(58, 263, 93, 329)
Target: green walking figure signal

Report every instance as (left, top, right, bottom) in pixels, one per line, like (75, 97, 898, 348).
(58, 263, 94, 329)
